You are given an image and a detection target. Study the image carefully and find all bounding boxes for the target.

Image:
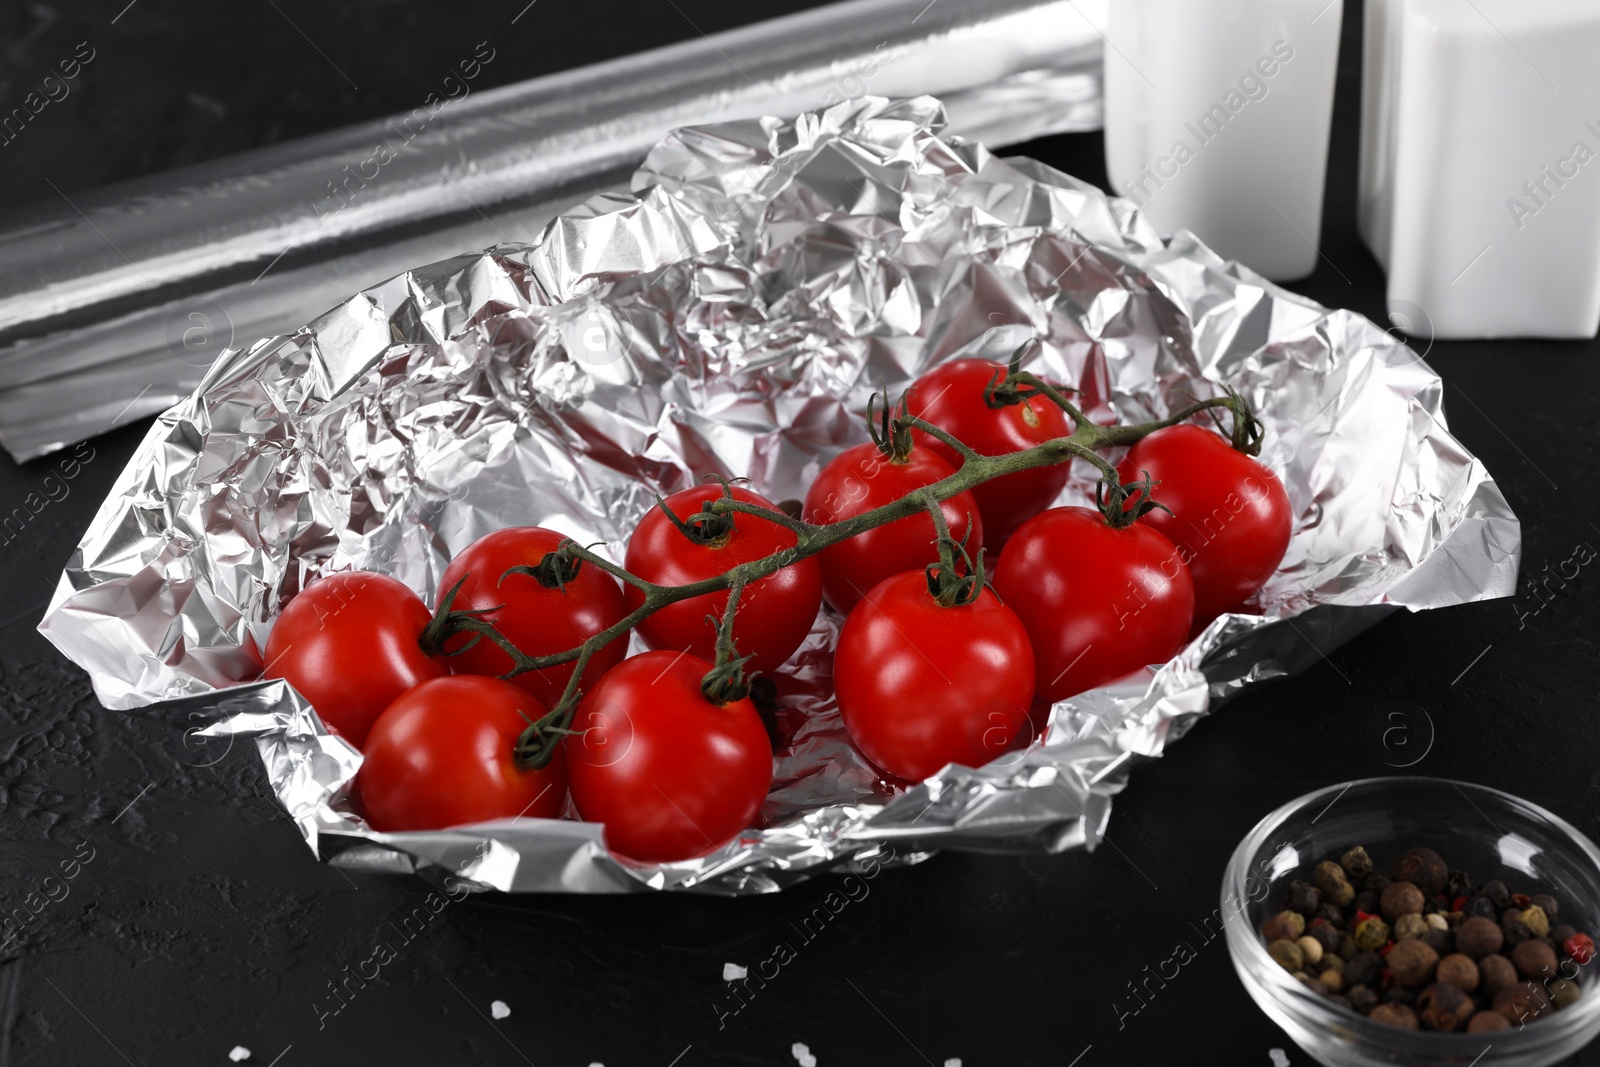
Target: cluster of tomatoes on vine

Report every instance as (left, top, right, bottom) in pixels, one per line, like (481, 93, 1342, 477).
(259, 345, 1292, 864)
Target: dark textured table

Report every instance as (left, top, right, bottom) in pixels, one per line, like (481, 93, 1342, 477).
(3, 3, 1598, 1065)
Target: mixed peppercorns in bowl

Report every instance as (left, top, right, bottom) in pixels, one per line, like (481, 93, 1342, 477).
(1223, 778, 1600, 1067)
(1260, 843, 1593, 1031)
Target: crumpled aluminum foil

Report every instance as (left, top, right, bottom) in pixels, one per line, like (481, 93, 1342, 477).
(39, 95, 1521, 895)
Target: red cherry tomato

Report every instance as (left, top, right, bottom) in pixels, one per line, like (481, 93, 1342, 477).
(1116, 424, 1293, 627)
(833, 571, 1035, 781)
(802, 442, 983, 614)
(905, 358, 1072, 544)
(566, 650, 773, 862)
(437, 527, 630, 708)
(624, 485, 822, 675)
(263, 571, 446, 749)
(992, 506, 1194, 704)
(357, 675, 567, 832)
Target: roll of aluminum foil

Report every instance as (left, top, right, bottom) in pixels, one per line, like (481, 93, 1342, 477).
(38, 95, 1521, 895)
(0, 0, 1107, 463)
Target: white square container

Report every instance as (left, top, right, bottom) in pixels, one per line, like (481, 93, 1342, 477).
(1360, 0, 1600, 339)
(1104, 0, 1344, 281)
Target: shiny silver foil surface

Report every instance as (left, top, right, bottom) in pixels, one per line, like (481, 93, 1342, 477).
(39, 96, 1521, 895)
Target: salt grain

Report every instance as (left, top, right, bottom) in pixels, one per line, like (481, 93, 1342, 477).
(228, 1050, 250, 1063)
(491, 1000, 510, 1020)
(723, 963, 748, 981)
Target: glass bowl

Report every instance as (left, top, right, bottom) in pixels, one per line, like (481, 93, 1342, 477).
(1223, 777, 1600, 1067)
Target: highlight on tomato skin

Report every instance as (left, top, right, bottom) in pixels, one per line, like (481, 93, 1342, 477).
(436, 526, 631, 708)
(992, 506, 1195, 706)
(833, 570, 1035, 783)
(1115, 424, 1293, 629)
(565, 649, 773, 864)
(357, 675, 567, 833)
(262, 571, 447, 750)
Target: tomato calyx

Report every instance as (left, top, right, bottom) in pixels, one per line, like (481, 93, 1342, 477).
(418, 574, 504, 657)
(981, 339, 1079, 422)
(698, 577, 757, 705)
(502, 546, 585, 592)
(922, 499, 987, 608)
(655, 480, 743, 547)
(1094, 469, 1170, 530)
(866, 389, 916, 464)
(512, 699, 575, 770)
(1203, 386, 1266, 457)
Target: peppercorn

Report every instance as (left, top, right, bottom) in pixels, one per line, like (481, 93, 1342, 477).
(1456, 917, 1504, 960)
(1351, 891, 1379, 917)
(1420, 928, 1454, 957)
(1501, 916, 1534, 950)
(1467, 1009, 1510, 1033)
(1479, 954, 1518, 1000)
(1268, 939, 1305, 972)
(1393, 847, 1449, 896)
(1551, 923, 1577, 948)
(1550, 977, 1581, 1011)
(1341, 846, 1373, 880)
(1464, 896, 1497, 921)
(1314, 903, 1344, 928)
(1565, 933, 1596, 965)
(1447, 869, 1473, 900)
(1262, 910, 1306, 942)
(1530, 893, 1559, 922)
(1298, 975, 1329, 997)
(1394, 914, 1429, 942)
(1297, 935, 1324, 967)
(1436, 953, 1479, 993)
(1384, 984, 1418, 1007)
(1338, 933, 1359, 960)
(1444, 910, 1466, 928)
(1365, 872, 1393, 895)
(1324, 953, 1344, 970)
(1512, 939, 1559, 980)
(1380, 882, 1425, 923)
(1343, 950, 1385, 989)
(1325, 879, 1355, 909)
(1314, 861, 1347, 895)
(1424, 913, 1448, 931)
(1387, 938, 1440, 989)
(1319, 968, 1344, 994)
(1286, 879, 1320, 916)
(1369, 1003, 1419, 1029)
(1307, 924, 1340, 955)
(1519, 905, 1551, 938)
(1353, 917, 1391, 952)
(1480, 879, 1511, 910)
(1417, 982, 1473, 1032)
(1492, 981, 1552, 1025)
(1347, 985, 1379, 1014)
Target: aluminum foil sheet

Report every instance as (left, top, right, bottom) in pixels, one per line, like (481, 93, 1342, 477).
(39, 95, 1521, 895)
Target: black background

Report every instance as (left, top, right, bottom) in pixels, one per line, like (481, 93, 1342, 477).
(3, 2, 1599, 1065)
